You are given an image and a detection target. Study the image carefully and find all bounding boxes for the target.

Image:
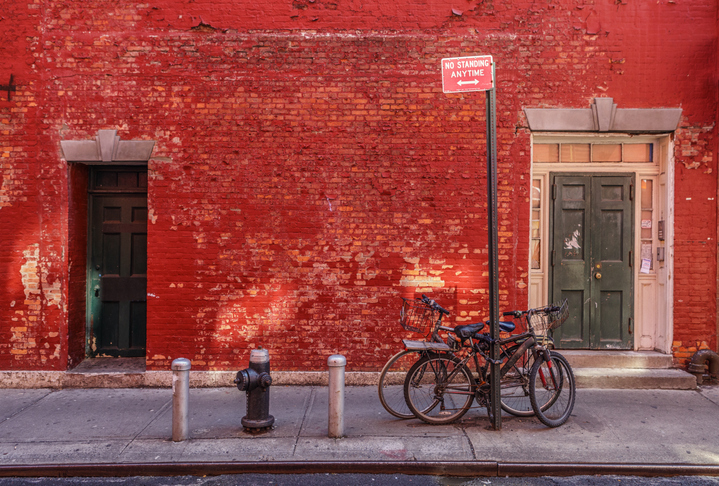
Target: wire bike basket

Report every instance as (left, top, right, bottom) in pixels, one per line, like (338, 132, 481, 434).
(528, 299, 569, 333)
(399, 298, 438, 339)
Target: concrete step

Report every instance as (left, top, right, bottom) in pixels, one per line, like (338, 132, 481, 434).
(555, 350, 696, 389)
(573, 368, 697, 390)
(559, 350, 673, 369)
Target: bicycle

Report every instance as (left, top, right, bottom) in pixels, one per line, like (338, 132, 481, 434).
(377, 295, 453, 419)
(403, 300, 575, 427)
(378, 295, 532, 419)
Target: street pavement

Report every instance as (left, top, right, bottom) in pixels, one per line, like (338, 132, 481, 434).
(0, 385, 718, 478)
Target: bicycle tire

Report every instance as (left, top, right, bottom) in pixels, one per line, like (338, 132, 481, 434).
(378, 349, 423, 419)
(404, 354, 475, 425)
(499, 344, 536, 417)
(529, 351, 576, 427)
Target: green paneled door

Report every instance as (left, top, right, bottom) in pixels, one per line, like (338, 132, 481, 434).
(551, 174, 634, 349)
(89, 194, 147, 357)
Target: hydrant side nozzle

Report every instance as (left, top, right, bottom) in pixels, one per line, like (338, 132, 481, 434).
(259, 372, 272, 388)
(235, 368, 258, 392)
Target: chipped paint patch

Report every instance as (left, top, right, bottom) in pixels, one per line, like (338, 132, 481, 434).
(400, 257, 446, 289)
(676, 123, 715, 170)
(0, 163, 28, 210)
(10, 245, 64, 364)
(21, 245, 62, 308)
(20, 246, 41, 301)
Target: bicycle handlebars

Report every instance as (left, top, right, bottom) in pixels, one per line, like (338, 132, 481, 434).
(503, 304, 561, 319)
(417, 294, 560, 321)
(420, 294, 450, 316)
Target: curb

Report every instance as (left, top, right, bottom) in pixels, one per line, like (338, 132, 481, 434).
(0, 371, 381, 389)
(2, 462, 719, 478)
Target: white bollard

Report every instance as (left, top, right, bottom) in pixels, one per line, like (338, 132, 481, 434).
(171, 358, 191, 442)
(327, 354, 346, 438)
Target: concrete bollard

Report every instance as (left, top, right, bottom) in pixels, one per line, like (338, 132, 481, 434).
(327, 354, 346, 438)
(171, 358, 191, 442)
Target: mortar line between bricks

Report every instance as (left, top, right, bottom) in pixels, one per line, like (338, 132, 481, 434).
(117, 397, 172, 459)
(292, 386, 316, 457)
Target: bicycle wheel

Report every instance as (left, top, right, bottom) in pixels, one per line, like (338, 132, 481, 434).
(404, 354, 475, 425)
(499, 345, 536, 417)
(378, 349, 423, 419)
(529, 351, 576, 427)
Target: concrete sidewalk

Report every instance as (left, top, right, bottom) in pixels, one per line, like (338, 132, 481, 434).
(0, 385, 718, 476)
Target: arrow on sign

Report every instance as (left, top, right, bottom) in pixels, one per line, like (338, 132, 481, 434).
(457, 79, 480, 86)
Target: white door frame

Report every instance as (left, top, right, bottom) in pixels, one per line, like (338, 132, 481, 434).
(529, 134, 674, 353)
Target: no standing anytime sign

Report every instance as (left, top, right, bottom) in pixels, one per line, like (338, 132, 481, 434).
(441, 55, 494, 93)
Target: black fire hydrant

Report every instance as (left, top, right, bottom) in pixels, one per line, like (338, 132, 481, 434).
(234, 347, 275, 430)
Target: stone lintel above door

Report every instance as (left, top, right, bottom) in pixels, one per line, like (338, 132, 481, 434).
(61, 129, 155, 164)
(524, 98, 682, 133)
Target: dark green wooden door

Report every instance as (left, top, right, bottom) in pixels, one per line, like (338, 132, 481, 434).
(89, 194, 147, 357)
(551, 174, 634, 349)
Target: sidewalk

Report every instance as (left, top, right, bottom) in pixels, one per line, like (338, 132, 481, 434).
(1, 385, 719, 477)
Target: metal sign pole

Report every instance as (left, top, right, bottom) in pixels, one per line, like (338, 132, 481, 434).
(485, 85, 501, 430)
(440, 54, 500, 429)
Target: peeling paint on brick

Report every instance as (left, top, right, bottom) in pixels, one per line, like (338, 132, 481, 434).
(676, 123, 715, 171)
(21, 245, 62, 309)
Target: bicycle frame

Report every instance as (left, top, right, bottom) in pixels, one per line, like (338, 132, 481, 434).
(424, 325, 556, 404)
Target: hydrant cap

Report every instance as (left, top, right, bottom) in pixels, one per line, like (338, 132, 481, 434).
(249, 348, 270, 364)
(327, 354, 346, 367)
(171, 358, 191, 371)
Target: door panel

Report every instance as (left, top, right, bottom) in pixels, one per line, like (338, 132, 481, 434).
(561, 289, 587, 344)
(551, 176, 591, 348)
(590, 176, 634, 349)
(90, 195, 147, 357)
(551, 174, 634, 349)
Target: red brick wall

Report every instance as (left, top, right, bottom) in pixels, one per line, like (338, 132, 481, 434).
(0, 0, 717, 370)
(0, 1, 68, 370)
(662, 0, 719, 360)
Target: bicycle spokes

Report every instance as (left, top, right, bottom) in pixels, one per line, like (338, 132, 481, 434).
(404, 355, 475, 425)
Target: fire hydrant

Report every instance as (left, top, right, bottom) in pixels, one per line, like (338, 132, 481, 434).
(234, 347, 275, 430)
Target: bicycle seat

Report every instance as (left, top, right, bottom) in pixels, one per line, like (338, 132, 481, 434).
(496, 320, 516, 333)
(477, 320, 516, 333)
(453, 322, 485, 339)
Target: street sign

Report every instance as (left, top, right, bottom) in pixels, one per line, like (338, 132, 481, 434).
(441, 55, 493, 93)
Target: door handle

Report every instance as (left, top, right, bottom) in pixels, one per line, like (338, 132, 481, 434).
(595, 273, 602, 280)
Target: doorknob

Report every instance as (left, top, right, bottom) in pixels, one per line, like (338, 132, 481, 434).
(595, 273, 602, 280)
